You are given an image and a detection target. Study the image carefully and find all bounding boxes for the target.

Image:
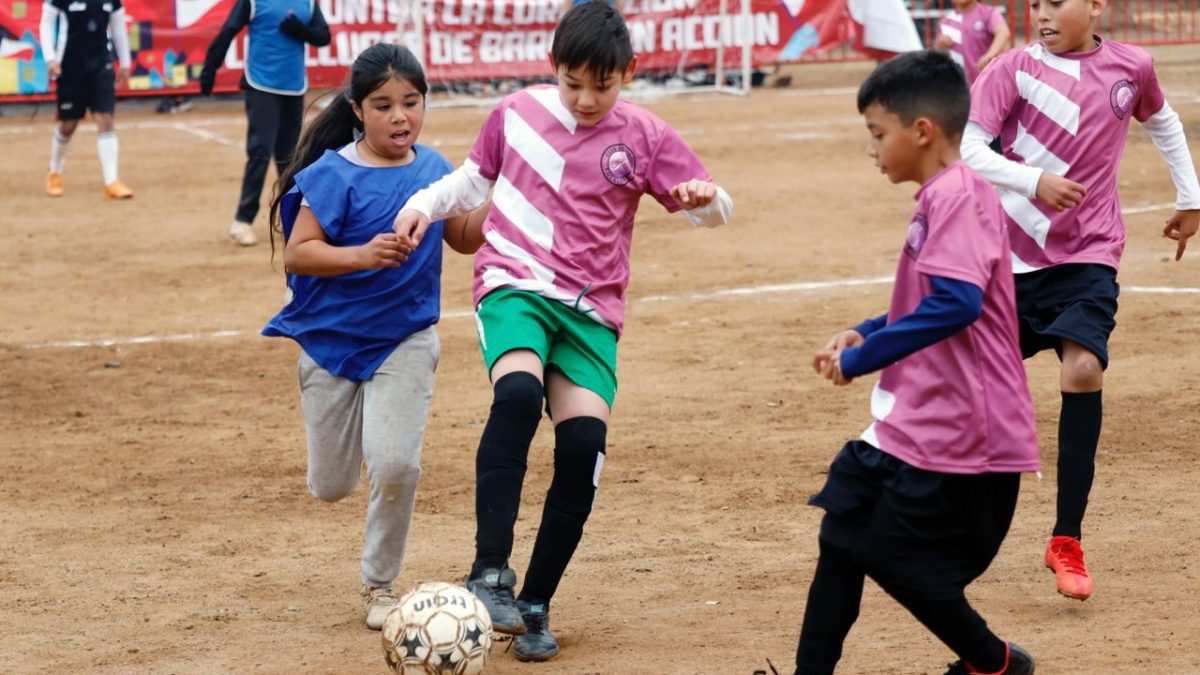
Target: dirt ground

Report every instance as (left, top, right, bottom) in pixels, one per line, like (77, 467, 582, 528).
(3, 44, 1200, 675)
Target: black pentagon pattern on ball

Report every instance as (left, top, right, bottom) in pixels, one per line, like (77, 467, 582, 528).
(462, 623, 484, 647)
(400, 630, 425, 659)
(435, 650, 458, 673)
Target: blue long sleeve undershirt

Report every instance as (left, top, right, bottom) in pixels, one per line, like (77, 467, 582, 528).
(839, 276, 984, 379)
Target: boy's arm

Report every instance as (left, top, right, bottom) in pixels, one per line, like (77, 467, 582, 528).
(978, 21, 1011, 70)
(108, 8, 131, 84)
(960, 122, 1041, 197)
(1141, 102, 1200, 211)
(404, 159, 495, 222)
(838, 277, 984, 379)
(674, 183, 733, 228)
(961, 122, 1085, 210)
(39, 2, 63, 68)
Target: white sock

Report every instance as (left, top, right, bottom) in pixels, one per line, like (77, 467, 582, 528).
(97, 132, 119, 185)
(49, 129, 69, 174)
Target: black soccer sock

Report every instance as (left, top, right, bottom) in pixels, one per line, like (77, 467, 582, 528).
(879, 583, 1007, 673)
(472, 372, 544, 577)
(795, 540, 865, 675)
(1053, 390, 1102, 540)
(518, 417, 607, 605)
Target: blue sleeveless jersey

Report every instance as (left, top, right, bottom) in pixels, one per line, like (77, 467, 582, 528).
(263, 144, 455, 381)
(246, 0, 312, 94)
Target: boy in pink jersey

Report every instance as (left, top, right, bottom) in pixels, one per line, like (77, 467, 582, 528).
(963, 0, 1200, 601)
(392, 1, 731, 662)
(933, 0, 1012, 85)
(796, 51, 1037, 675)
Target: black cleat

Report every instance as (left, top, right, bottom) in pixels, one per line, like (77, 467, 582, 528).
(944, 642, 1034, 675)
(513, 601, 559, 662)
(465, 567, 526, 635)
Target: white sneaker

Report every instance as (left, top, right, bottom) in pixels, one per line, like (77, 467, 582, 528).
(228, 220, 257, 246)
(362, 585, 399, 631)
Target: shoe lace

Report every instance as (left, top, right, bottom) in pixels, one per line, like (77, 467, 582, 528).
(523, 610, 547, 634)
(370, 587, 398, 605)
(1051, 538, 1089, 575)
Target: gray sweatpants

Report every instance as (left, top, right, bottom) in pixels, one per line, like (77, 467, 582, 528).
(298, 326, 440, 589)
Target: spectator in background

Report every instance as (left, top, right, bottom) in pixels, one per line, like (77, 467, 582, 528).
(199, 0, 331, 247)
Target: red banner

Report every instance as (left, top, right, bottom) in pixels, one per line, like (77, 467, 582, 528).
(0, 0, 858, 102)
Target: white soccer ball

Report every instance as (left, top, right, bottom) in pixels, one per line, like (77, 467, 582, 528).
(382, 582, 493, 675)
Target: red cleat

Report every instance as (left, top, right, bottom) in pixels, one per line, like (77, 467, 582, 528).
(1045, 535, 1093, 600)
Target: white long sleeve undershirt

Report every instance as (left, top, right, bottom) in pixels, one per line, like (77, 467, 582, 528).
(403, 159, 733, 228)
(1140, 102, 1200, 210)
(109, 8, 131, 69)
(39, 3, 131, 69)
(960, 122, 1042, 198)
(39, 3, 64, 64)
(962, 107, 1200, 211)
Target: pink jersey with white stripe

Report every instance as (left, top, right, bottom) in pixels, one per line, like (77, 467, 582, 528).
(969, 38, 1165, 272)
(864, 161, 1039, 474)
(467, 85, 712, 336)
(937, 2, 1006, 84)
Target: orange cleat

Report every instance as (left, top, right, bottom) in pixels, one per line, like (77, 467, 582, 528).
(1045, 535, 1092, 600)
(104, 180, 134, 199)
(46, 171, 64, 197)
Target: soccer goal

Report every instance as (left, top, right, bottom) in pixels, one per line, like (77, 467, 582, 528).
(395, 0, 755, 108)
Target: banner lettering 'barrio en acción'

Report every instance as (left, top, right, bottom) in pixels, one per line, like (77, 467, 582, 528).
(0, 0, 886, 101)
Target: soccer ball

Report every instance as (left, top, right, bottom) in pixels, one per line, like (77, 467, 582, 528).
(382, 582, 493, 675)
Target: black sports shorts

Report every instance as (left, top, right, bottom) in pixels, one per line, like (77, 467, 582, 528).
(56, 61, 116, 121)
(809, 440, 1020, 601)
(1014, 263, 1119, 368)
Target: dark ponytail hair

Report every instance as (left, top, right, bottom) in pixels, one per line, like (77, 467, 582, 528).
(269, 42, 428, 253)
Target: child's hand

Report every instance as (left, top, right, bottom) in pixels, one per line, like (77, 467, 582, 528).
(393, 208, 431, 248)
(977, 53, 998, 71)
(354, 233, 411, 270)
(812, 330, 864, 386)
(1163, 209, 1200, 261)
(934, 34, 954, 51)
(670, 180, 716, 209)
(1035, 172, 1086, 212)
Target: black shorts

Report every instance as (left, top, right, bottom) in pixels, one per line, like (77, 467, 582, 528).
(55, 62, 116, 121)
(1015, 263, 1119, 368)
(809, 441, 1020, 601)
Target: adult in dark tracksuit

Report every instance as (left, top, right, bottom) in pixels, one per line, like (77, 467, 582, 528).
(199, 0, 330, 246)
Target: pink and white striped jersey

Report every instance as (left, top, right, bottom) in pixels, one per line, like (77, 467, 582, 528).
(865, 161, 1039, 474)
(467, 85, 713, 336)
(969, 38, 1166, 272)
(937, 2, 1006, 84)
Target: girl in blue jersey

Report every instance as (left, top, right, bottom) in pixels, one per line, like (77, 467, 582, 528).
(262, 43, 485, 630)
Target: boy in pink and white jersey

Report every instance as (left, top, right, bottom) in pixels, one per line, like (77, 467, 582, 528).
(796, 51, 1037, 675)
(963, 0, 1200, 602)
(393, 1, 730, 662)
(933, 0, 1011, 85)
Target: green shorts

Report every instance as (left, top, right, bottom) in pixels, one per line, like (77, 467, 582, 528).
(475, 289, 618, 408)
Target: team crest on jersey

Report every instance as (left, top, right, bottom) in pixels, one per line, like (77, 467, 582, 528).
(601, 144, 636, 186)
(1109, 79, 1137, 120)
(973, 19, 986, 31)
(904, 214, 928, 259)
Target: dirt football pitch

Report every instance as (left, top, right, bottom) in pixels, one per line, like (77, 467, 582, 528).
(3, 45, 1200, 674)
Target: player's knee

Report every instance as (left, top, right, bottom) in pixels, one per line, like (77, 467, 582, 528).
(307, 473, 358, 503)
(492, 371, 544, 424)
(371, 452, 422, 490)
(548, 417, 608, 518)
(1062, 351, 1103, 390)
